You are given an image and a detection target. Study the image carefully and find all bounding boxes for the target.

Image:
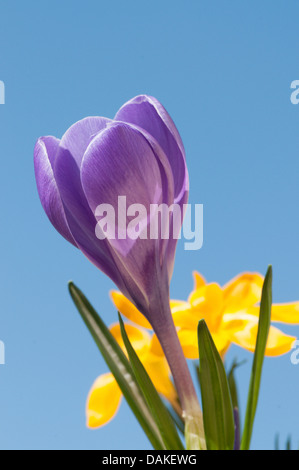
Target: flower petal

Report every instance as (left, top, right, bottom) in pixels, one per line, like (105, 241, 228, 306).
(170, 299, 190, 310)
(110, 291, 152, 330)
(223, 272, 264, 313)
(115, 95, 188, 205)
(34, 136, 76, 246)
(188, 283, 224, 331)
(115, 96, 189, 280)
(223, 313, 296, 356)
(238, 302, 299, 325)
(271, 302, 299, 324)
(58, 116, 112, 167)
(109, 322, 151, 357)
(172, 305, 198, 330)
(81, 121, 175, 314)
(53, 118, 130, 293)
(177, 328, 229, 359)
(193, 271, 206, 290)
(143, 353, 178, 408)
(149, 333, 165, 357)
(86, 372, 122, 428)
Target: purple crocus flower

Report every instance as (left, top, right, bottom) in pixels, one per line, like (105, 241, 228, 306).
(34, 95, 205, 449)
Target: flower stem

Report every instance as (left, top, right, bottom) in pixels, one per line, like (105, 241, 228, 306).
(150, 302, 206, 450)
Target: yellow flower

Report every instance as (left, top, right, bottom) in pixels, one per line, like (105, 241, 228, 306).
(86, 322, 179, 429)
(111, 272, 299, 361)
(172, 271, 298, 358)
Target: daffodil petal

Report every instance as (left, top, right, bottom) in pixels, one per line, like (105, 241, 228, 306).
(110, 291, 152, 329)
(235, 303, 299, 325)
(177, 329, 199, 359)
(193, 271, 206, 289)
(172, 306, 198, 330)
(144, 354, 178, 406)
(149, 333, 165, 357)
(109, 322, 151, 357)
(265, 327, 296, 356)
(170, 299, 190, 312)
(188, 283, 224, 331)
(177, 328, 229, 359)
(224, 314, 297, 356)
(223, 272, 264, 313)
(271, 302, 299, 324)
(86, 373, 122, 428)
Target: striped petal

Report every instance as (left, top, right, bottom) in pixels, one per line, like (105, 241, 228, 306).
(34, 136, 76, 246)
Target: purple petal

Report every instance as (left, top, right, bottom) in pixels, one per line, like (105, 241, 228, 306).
(81, 122, 175, 314)
(34, 136, 77, 246)
(59, 116, 112, 167)
(53, 118, 130, 293)
(115, 95, 189, 207)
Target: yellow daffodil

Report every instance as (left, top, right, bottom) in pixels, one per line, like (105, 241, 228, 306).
(86, 322, 179, 429)
(111, 272, 299, 360)
(172, 271, 298, 358)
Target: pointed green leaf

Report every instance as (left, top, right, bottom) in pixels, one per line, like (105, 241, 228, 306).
(286, 435, 292, 450)
(68, 282, 166, 450)
(227, 360, 242, 449)
(197, 320, 235, 450)
(241, 265, 272, 450)
(227, 359, 244, 413)
(118, 314, 184, 450)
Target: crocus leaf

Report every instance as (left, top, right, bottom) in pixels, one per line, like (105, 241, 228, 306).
(227, 359, 246, 412)
(118, 314, 185, 451)
(285, 435, 291, 450)
(227, 359, 240, 412)
(68, 281, 167, 450)
(241, 265, 272, 451)
(197, 320, 235, 450)
(227, 359, 243, 450)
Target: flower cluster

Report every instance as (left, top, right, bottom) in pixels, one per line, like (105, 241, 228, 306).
(34, 95, 299, 450)
(87, 270, 299, 428)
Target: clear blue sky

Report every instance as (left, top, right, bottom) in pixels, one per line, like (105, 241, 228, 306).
(0, 0, 299, 450)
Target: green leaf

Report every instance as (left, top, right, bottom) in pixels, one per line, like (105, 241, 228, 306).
(68, 282, 166, 450)
(227, 359, 243, 450)
(197, 319, 235, 450)
(241, 265, 272, 450)
(227, 362, 240, 413)
(118, 314, 185, 451)
(286, 435, 292, 451)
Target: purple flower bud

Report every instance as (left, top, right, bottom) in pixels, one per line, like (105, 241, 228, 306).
(34, 96, 205, 447)
(34, 95, 189, 321)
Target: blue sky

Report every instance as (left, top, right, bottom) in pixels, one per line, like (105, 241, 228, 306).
(0, 0, 299, 450)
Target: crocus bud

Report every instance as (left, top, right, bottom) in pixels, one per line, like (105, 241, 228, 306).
(34, 95, 205, 449)
(34, 95, 188, 322)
